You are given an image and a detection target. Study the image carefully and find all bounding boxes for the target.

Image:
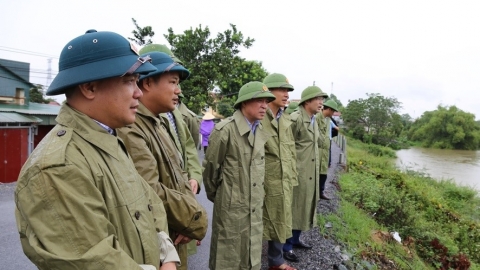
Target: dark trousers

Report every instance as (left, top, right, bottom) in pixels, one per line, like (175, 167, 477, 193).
(328, 141, 332, 167)
(320, 174, 327, 195)
(283, 230, 302, 252)
(268, 240, 285, 266)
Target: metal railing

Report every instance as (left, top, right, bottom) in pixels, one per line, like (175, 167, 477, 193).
(333, 134, 347, 165)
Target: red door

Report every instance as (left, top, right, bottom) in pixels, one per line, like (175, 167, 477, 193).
(1, 128, 29, 183)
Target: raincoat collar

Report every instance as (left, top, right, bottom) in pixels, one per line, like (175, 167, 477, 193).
(55, 104, 124, 160)
(233, 110, 253, 137)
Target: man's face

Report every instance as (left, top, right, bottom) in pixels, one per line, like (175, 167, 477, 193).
(269, 88, 289, 108)
(150, 72, 181, 113)
(324, 107, 335, 117)
(93, 74, 142, 128)
(242, 98, 270, 121)
(305, 96, 324, 115)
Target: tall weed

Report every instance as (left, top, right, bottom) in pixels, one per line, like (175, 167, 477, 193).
(340, 138, 480, 269)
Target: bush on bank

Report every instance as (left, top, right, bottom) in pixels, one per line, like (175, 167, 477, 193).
(320, 138, 480, 269)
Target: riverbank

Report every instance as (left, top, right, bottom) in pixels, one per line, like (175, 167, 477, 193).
(321, 138, 480, 269)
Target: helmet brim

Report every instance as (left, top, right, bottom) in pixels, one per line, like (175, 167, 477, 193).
(234, 91, 276, 109)
(47, 55, 156, 96)
(140, 62, 190, 82)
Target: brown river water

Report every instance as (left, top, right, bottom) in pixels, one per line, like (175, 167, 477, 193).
(395, 147, 480, 192)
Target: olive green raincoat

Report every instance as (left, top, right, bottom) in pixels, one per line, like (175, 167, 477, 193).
(316, 113, 331, 174)
(15, 104, 179, 270)
(118, 103, 207, 270)
(289, 106, 320, 231)
(178, 102, 201, 148)
(161, 108, 202, 188)
(160, 108, 203, 256)
(261, 108, 297, 243)
(203, 110, 270, 270)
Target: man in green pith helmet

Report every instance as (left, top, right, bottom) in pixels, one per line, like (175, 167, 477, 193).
(285, 101, 299, 114)
(317, 99, 339, 200)
(140, 44, 202, 192)
(261, 73, 298, 270)
(203, 81, 276, 270)
(117, 51, 208, 270)
(140, 43, 203, 255)
(283, 86, 324, 262)
(139, 44, 199, 148)
(15, 30, 180, 270)
(177, 89, 201, 148)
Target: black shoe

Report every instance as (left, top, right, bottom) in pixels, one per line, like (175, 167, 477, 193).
(320, 193, 331, 200)
(283, 250, 299, 262)
(293, 240, 312, 249)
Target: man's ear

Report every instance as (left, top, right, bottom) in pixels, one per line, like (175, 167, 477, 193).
(78, 82, 96, 100)
(139, 78, 152, 93)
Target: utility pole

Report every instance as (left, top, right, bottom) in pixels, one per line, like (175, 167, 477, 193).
(313, 81, 315, 86)
(46, 58, 52, 89)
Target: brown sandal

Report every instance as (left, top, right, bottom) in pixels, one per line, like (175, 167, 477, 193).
(268, 264, 297, 270)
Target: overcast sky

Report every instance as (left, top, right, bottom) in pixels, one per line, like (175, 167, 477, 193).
(1, 0, 479, 119)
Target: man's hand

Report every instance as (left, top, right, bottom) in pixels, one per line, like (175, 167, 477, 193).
(174, 234, 192, 245)
(189, 179, 198, 194)
(160, 262, 177, 270)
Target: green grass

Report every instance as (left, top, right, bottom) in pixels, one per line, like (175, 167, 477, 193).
(321, 137, 480, 269)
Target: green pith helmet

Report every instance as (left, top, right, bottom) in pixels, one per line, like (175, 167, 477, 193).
(299, 86, 329, 104)
(139, 44, 184, 65)
(323, 99, 339, 112)
(285, 102, 299, 114)
(139, 52, 190, 82)
(46, 30, 156, 96)
(234, 81, 276, 109)
(263, 73, 294, 91)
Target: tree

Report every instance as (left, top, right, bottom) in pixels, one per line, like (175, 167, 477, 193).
(165, 24, 255, 113)
(408, 105, 480, 150)
(215, 96, 236, 118)
(328, 93, 344, 110)
(342, 93, 402, 146)
(214, 60, 269, 117)
(128, 18, 155, 46)
(29, 84, 54, 104)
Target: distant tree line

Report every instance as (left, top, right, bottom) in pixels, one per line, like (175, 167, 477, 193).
(341, 93, 480, 150)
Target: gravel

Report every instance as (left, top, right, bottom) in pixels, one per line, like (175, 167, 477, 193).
(260, 143, 347, 270)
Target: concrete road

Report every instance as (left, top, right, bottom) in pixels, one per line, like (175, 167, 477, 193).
(0, 183, 36, 270)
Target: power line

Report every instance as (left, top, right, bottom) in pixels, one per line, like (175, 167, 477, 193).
(0, 75, 38, 85)
(0, 46, 58, 59)
(0, 64, 58, 75)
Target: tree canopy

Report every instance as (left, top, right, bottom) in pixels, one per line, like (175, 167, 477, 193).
(128, 18, 155, 46)
(128, 20, 268, 114)
(164, 24, 255, 113)
(407, 105, 480, 150)
(29, 84, 54, 104)
(328, 93, 344, 110)
(215, 60, 269, 117)
(342, 93, 402, 147)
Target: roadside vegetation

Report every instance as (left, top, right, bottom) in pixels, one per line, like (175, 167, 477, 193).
(320, 138, 480, 269)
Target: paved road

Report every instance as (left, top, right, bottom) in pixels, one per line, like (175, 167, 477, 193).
(0, 183, 36, 270)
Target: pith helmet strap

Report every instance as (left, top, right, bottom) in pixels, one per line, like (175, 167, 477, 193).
(122, 55, 152, 76)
